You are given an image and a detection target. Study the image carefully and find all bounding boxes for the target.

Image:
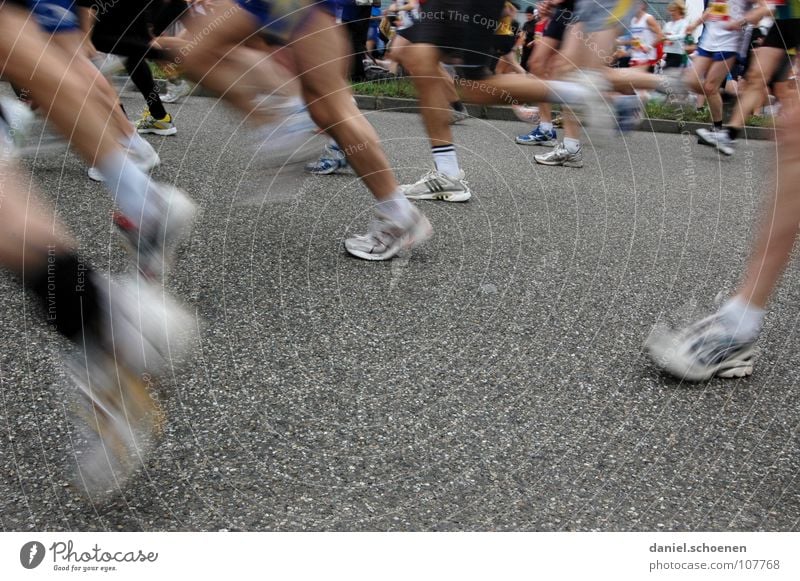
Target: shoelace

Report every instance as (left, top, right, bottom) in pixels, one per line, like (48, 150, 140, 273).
(684, 317, 750, 366)
(364, 218, 400, 251)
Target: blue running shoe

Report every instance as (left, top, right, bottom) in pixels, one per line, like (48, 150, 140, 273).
(515, 126, 557, 147)
(614, 95, 644, 133)
(305, 144, 348, 175)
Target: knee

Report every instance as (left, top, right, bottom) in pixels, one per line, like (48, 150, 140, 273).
(702, 80, 720, 96)
(401, 52, 440, 79)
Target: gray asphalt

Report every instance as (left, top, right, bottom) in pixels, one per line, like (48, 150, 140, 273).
(1, 94, 799, 531)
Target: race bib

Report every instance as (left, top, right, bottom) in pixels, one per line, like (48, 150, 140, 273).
(708, 0, 731, 20)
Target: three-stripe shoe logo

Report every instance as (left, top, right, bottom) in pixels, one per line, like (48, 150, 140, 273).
(425, 178, 445, 193)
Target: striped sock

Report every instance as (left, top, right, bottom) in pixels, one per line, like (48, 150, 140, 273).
(432, 144, 460, 178)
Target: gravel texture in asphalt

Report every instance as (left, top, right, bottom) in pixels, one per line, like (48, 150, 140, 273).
(1, 95, 798, 531)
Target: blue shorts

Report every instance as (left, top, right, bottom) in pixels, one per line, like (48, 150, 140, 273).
(28, 0, 80, 33)
(236, 0, 336, 44)
(695, 47, 738, 62)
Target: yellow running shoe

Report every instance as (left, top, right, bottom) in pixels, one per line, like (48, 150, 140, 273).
(136, 110, 177, 136)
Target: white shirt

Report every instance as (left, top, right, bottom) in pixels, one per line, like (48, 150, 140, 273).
(630, 13, 658, 61)
(662, 18, 688, 54)
(698, 0, 754, 53)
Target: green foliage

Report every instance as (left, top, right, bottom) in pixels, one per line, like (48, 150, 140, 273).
(351, 79, 417, 98)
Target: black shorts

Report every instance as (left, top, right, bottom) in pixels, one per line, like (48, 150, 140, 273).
(663, 52, 684, 68)
(743, 46, 793, 84)
(763, 18, 800, 51)
(543, 8, 570, 41)
(398, 0, 506, 79)
(152, 0, 189, 37)
(493, 34, 516, 55)
(92, 1, 166, 61)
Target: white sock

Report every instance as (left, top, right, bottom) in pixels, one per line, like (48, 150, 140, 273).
(120, 131, 154, 158)
(540, 121, 554, 133)
(563, 137, 581, 154)
(718, 296, 765, 341)
(97, 151, 157, 229)
(377, 191, 413, 225)
(547, 80, 588, 106)
(432, 144, 460, 178)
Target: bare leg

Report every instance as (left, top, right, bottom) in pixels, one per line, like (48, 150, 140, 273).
(291, 10, 399, 200)
(544, 25, 619, 144)
(528, 37, 561, 125)
(180, 2, 286, 125)
(0, 166, 74, 272)
(644, 95, 800, 380)
(49, 31, 140, 168)
(729, 48, 784, 130)
(692, 58, 735, 124)
(395, 43, 454, 148)
(0, 12, 123, 165)
(737, 102, 800, 308)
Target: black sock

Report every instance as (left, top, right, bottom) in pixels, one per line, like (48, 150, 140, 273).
(119, 102, 127, 116)
(450, 100, 465, 113)
(27, 253, 100, 342)
(727, 126, 740, 140)
(713, 120, 723, 130)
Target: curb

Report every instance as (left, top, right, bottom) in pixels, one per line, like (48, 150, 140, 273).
(111, 79, 775, 141)
(355, 95, 776, 141)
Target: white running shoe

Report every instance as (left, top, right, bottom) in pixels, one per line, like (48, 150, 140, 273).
(92, 53, 126, 77)
(113, 184, 197, 280)
(161, 79, 192, 104)
(644, 313, 756, 381)
(252, 109, 325, 169)
(696, 128, 735, 156)
(68, 275, 195, 496)
(534, 142, 584, 167)
(88, 141, 161, 182)
(450, 108, 469, 124)
(87, 166, 104, 182)
(345, 207, 433, 261)
(0, 96, 34, 150)
(400, 169, 471, 202)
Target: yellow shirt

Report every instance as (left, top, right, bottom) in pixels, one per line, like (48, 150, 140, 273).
(496, 2, 515, 35)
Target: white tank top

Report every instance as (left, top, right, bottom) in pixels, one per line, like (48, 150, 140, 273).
(630, 13, 657, 61)
(698, 0, 753, 53)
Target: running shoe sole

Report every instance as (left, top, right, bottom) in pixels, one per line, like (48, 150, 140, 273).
(644, 325, 755, 381)
(67, 349, 161, 497)
(138, 126, 177, 136)
(515, 138, 557, 147)
(534, 157, 583, 168)
(345, 214, 433, 261)
(405, 189, 471, 202)
(696, 129, 734, 156)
